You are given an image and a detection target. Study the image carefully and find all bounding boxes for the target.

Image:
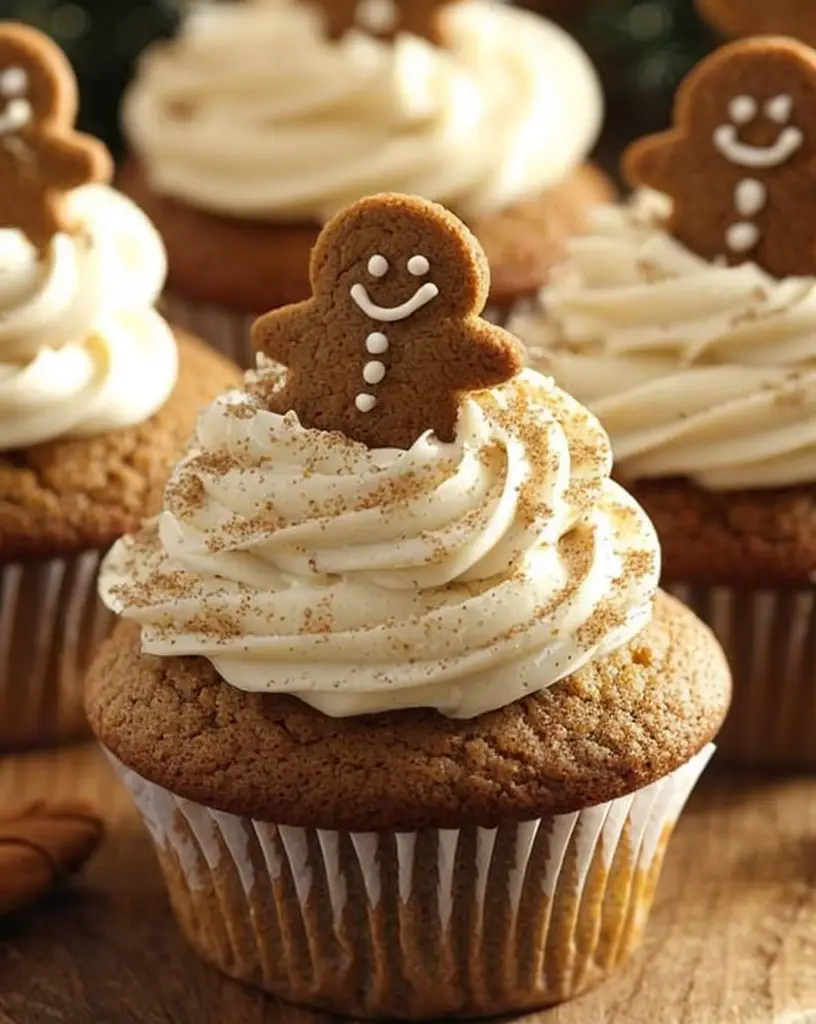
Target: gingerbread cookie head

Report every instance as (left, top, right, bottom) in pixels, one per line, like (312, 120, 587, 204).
(623, 37, 816, 278)
(303, 0, 465, 45)
(696, 0, 816, 47)
(0, 23, 112, 255)
(253, 192, 524, 450)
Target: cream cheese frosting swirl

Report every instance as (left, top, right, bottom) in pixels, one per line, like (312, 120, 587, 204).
(100, 367, 659, 719)
(512, 190, 816, 491)
(123, 0, 602, 221)
(0, 184, 178, 450)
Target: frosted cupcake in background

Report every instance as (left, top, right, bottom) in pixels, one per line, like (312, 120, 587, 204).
(87, 192, 730, 1016)
(0, 24, 240, 749)
(512, 37, 816, 767)
(119, 0, 609, 365)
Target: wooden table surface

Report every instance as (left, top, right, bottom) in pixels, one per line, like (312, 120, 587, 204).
(1, 746, 816, 1024)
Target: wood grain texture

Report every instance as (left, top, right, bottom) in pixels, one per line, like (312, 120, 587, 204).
(0, 745, 816, 1024)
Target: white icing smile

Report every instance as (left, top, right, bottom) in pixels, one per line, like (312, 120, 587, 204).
(714, 123, 803, 168)
(350, 282, 440, 322)
(713, 95, 803, 169)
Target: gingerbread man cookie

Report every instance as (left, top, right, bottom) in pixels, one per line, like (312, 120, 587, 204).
(697, 0, 816, 48)
(252, 192, 524, 450)
(303, 0, 465, 45)
(0, 23, 112, 256)
(623, 38, 816, 278)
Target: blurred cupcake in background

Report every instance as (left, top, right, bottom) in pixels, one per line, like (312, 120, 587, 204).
(0, 23, 240, 749)
(120, 0, 609, 366)
(512, 37, 816, 768)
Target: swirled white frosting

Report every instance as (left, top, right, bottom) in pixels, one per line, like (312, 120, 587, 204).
(0, 185, 178, 450)
(99, 367, 659, 719)
(123, 0, 602, 221)
(512, 190, 816, 490)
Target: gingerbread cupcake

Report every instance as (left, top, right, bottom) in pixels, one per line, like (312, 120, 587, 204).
(513, 37, 816, 768)
(0, 24, 240, 749)
(87, 193, 729, 1016)
(120, 0, 610, 366)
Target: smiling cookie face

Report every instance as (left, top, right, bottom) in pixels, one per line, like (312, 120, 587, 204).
(311, 193, 488, 323)
(624, 37, 816, 277)
(253, 192, 522, 449)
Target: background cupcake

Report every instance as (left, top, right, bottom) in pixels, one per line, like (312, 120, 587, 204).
(120, 0, 609, 366)
(87, 193, 730, 1016)
(513, 37, 816, 768)
(0, 23, 240, 749)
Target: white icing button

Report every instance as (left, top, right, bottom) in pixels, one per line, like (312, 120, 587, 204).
(407, 255, 430, 276)
(734, 178, 766, 217)
(355, 393, 377, 413)
(726, 221, 760, 253)
(363, 360, 387, 385)
(366, 331, 389, 355)
(0, 67, 27, 97)
(367, 254, 389, 278)
(765, 94, 793, 124)
(729, 95, 757, 125)
(355, 0, 398, 33)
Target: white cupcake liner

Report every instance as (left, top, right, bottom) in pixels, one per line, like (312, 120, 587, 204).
(162, 294, 258, 370)
(668, 582, 816, 768)
(0, 551, 113, 749)
(111, 745, 712, 1017)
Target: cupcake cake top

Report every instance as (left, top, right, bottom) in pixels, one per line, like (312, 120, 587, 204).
(123, 0, 602, 222)
(101, 193, 660, 720)
(0, 24, 178, 450)
(513, 37, 816, 491)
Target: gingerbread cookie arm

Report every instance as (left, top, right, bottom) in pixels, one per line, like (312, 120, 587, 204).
(252, 301, 314, 365)
(35, 132, 112, 190)
(623, 130, 687, 195)
(442, 319, 524, 392)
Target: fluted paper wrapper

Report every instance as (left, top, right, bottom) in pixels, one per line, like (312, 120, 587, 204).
(0, 551, 113, 749)
(162, 296, 524, 371)
(111, 746, 712, 1018)
(669, 583, 816, 768)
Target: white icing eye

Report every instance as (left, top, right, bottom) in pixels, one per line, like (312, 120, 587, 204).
(765, 94, 793, 124)
(407, 255, 430, 276)
(368, 254, 389, 278)
(728, 95, 757, 125)
(0, 67, 27, 98)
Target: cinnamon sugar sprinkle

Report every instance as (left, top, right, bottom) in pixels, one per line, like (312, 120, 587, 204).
(108, 373, 653, 662)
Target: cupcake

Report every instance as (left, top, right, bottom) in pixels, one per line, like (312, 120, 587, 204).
(513, 37, 816, 768)
(120, 0, 610, 366)
(0, 24, 241, 749)
(86, 192, 729, 1017)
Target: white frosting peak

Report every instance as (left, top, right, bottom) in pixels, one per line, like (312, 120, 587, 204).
(512, 190, 816, 491)
(0, 185, 178, 450)
(99, 367, 659, 719)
